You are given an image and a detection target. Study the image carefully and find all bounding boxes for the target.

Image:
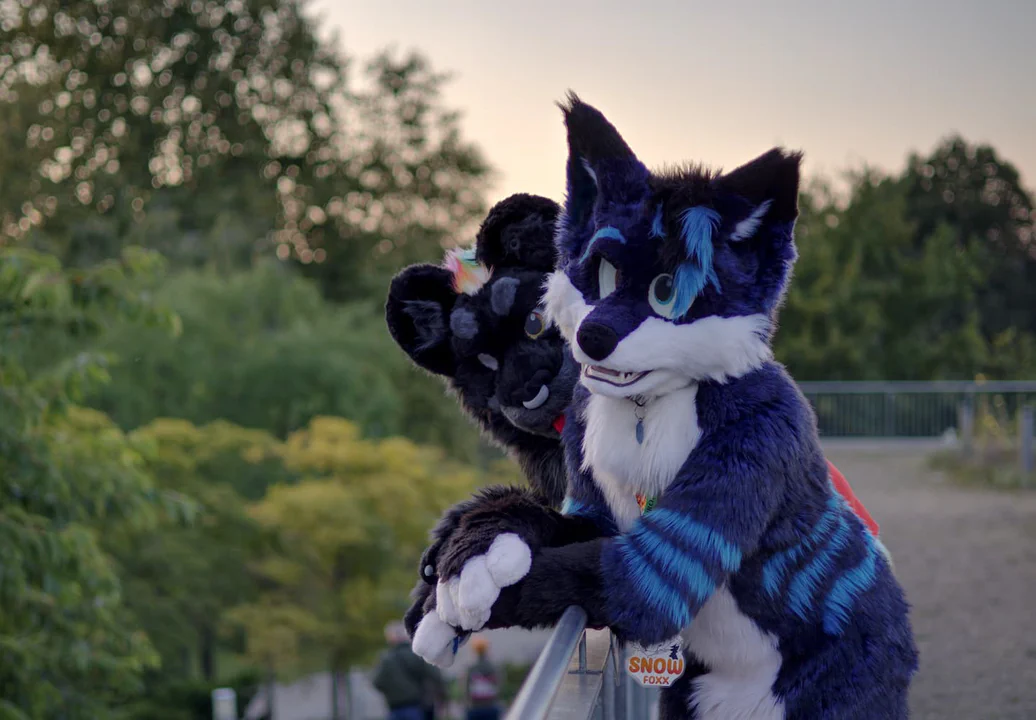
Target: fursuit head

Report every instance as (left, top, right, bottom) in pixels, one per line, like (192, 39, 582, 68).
(410, 95, 917, 720)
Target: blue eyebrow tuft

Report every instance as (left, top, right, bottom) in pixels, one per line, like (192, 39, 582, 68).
(578, 226, 626, 264)
(671, 206, 722, 317)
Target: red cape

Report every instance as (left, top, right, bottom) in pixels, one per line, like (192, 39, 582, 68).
(827, 460, 879, 536)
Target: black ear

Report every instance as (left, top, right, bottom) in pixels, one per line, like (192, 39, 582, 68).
(385, 265, 457, 377)
(475, 194, 559, 273)
(715, 148, 803, 224)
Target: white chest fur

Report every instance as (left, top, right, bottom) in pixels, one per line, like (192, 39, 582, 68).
(580, 385, 701, 531)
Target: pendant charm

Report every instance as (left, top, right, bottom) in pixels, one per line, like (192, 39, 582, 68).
(635, 419, 644, 444)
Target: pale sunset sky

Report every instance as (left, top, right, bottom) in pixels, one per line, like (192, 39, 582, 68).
(310, 0, 1035, 205)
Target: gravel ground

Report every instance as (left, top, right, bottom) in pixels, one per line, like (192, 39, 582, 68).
(824, 442, 1036, 720)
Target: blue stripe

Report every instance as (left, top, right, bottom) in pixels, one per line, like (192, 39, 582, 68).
(822, 536, 879, 635)
(787, 515, 852, 620)
(628, 526, 715, 602)
(578, 226, 626, 264)
(616, 539, 692, 629)
(645, 509, 742, 573)
(762, 496, 841, 597)
(560, 497, 583, 515)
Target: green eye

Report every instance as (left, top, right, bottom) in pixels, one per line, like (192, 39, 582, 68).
(649, 274, 677, 318)
(598, 259, 619, 298)
(525, 310, 546, 339)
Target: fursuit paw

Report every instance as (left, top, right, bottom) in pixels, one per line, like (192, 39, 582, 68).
(405, 579, 471, 667)
(411, 613, 470, 668)
(418, 485, 547, 585)
(436, 533, 532, 632)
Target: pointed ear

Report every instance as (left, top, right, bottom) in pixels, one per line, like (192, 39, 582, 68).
(715, 148, 802, 225)
(385, 265, 457, 377)
(475, 194, 559, 272)
(556, 93, 650, 262)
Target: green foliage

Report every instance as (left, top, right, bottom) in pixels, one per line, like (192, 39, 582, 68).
(88, 261, 484, 459)
(228, 417, 480, 676)
(102, 418, 286, 685)
(1, 0, 490, 301)
(119, 668, 262, 720)
(776, 167, 1035, 381)
(0, 247, 179, 718)
(903, 136, 1036, 338)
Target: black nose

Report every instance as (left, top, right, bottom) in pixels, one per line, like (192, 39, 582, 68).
(577, 322, 619, 362)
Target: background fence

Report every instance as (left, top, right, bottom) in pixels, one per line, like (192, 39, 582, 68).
(798, 381, 1036, 438)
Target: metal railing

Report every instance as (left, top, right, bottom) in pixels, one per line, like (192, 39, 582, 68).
(798, 380, 1036, 438)
(505, 607, 657, 720)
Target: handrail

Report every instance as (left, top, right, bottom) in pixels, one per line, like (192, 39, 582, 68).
(797, 380, 1036, 393)
(505, 606, 589, 720)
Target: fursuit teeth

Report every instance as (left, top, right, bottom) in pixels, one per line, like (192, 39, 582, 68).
(444, 246, 492, 295)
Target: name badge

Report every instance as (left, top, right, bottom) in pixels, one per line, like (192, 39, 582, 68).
(625, 637, 686, 687)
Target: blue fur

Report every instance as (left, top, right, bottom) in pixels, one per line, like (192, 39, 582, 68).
(786, 514, 852, 620)
(627, 526, 716, 601)
(560, 496, 583, 515)
(649, 204, 665, 239)
(672, 206, 721, 318)
(578, 225, 626, 264)
(541, 102, 917, 717)
(823, 534, 879, 634)
(761, 495, 841, 597)
(643, 509, 742, 573)
(616, 537, 692, 629)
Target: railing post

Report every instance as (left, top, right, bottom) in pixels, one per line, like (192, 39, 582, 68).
(578, 632, 587, 672)
(959, 395, 974, 458)
(1020, 405, 1034, 482)
(884, 392, 896, 437)
(601, 640, 615, 720)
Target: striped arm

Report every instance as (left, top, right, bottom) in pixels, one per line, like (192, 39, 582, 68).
(596, 420, 792, 643)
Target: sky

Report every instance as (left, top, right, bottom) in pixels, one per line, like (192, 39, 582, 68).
(310, 0, 1035, 206)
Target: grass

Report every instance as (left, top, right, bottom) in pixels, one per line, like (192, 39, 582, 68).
(929, 446, 1035, 490)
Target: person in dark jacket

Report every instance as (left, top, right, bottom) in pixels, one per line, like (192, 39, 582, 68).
(464, 637, 501, 720)
(373, 623, 445, 720)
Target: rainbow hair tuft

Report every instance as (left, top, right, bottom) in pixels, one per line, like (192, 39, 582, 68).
(443, 246, 492, 295)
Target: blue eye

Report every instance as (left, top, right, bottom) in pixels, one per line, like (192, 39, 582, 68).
(649, 274, 677, 318)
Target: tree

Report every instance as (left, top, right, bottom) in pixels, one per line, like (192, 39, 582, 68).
(0, 246, 180, 718)
(902, 135, 1036, 339)
(1, 1, 491, 299)
(777, 172, 989, 380)
(87, 261, 485, 460)
(104, 418, 286, 688)
(228, 417, 480, 719)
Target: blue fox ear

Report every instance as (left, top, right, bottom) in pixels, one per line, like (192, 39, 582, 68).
(556, 93, 650, 262)
(386, 265, 457, 377)
(715, 148, 802, 228)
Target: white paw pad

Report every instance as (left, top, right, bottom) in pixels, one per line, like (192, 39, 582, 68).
(437, 533, 531, 633)
(412, 614, 461, 668)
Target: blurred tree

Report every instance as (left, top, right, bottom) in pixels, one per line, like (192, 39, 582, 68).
(103, 418, 286, 688)
(902, 136, 1036, 339)
(778, 173, 990, 380)
(0, 0, 490, 299)
(227, 417, 479, 719)
(88, 261, 485, 460)
(0, 246, 181, 718)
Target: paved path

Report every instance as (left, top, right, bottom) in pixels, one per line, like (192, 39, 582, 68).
(825, 443, 1036, 720)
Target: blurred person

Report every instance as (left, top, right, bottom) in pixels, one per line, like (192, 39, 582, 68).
(373, 622, 445, 720)
(464, 636, 501, 720)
